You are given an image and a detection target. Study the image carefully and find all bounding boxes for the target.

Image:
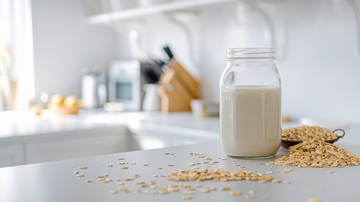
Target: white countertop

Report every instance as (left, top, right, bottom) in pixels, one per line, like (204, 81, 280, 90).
(0, 141, 359, 202)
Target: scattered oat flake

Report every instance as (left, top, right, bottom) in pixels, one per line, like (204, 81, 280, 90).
(222, 158, 227, 160)
(284, 181, 291, 184)
(233, 163, 239, 166)
(79, 167, 87, 169)
(109, 190, 117, 194)
(118, 158, 124, 160)
(120, 166, 128, 169)
(116, 179, 121, 181)
(245, 195, 253, 199)
(222, 186, 230, 190)
(74, 171, 79, 174)
(170, 153, 174, 155)
(167, 164, 175, 166)
(266, 171, 273, 174)
(131, 163, 136, 165)
(155, 167, 162, 169)
(189, 153, 193, 155)
(153, 175, 158, 177)
(119, 187, 127, 191)
(327, 170, 334, 173)
(249, 190, 255, 194)
(195, 184, 201, 187)
(143, 163, 148, 166)
(202, 188, 210, 193)
(182, 195, 192, 200)
(231, 191, 241, 196)
(125, 178, 133, 181)
(107, 164, 113, 167)
(76, 174, 84, 177)
(238, 166, 246, 168)
(188, 163, 195, 166)
(272, 179, 281, 183)
(86, 179, 92, 182)
(246, 161, 251, 163)
(117, 182, 124, 185)
(258, 163, 264, 165)
(118, 162, 125, 164)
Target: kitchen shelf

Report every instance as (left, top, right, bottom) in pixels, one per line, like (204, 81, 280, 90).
(86, 0, 233, 24)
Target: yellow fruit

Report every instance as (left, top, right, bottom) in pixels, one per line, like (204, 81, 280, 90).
(50, 94, 65, 105)
(65, 95, 78, 108)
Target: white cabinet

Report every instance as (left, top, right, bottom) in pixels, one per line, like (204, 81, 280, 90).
(25, 126, 136, 164)
(0, 141, 24, 167)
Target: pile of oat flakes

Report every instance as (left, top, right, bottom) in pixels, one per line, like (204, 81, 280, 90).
(275, 139, 360, 167)
(282, 126, 338, 141)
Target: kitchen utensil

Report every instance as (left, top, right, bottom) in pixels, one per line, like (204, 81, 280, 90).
(81, 71, 106, 109)
(142, 84, 161, 111)
(281, 129, 346, 148)
(163, 45, 174, 60)
(190, 99, 219, 118)
(159, 60, 198, 112)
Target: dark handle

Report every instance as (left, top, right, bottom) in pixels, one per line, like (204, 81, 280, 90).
(163, 46, 174, 60)
(333, 129, 345, 138)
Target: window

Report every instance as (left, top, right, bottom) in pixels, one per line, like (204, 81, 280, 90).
(0, 0, 34, 110)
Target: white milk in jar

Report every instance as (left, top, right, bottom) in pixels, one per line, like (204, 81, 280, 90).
(219, 48, 281, 158)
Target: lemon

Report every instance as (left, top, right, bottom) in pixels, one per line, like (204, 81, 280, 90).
(65, 95, 79, 108)
(50, 94, 65, 105)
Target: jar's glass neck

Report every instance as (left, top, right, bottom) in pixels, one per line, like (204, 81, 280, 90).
(226, 48, 275, 60)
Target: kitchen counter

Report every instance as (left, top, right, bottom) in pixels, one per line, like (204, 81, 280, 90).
(0, 110, 220, 140)
(1, 110, 360, 144)
(1, 141, 359, 202)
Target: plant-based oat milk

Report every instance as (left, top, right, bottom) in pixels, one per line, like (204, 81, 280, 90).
(220, 86, 281, 157)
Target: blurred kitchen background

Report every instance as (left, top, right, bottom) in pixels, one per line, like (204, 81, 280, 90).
(0, 0, 359, 167)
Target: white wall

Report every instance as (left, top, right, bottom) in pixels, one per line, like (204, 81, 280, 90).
(32, 0, 117, 100)
(122, 0, 360, 123)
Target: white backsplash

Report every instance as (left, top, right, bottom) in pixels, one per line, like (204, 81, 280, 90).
(116, 0, 360, 123)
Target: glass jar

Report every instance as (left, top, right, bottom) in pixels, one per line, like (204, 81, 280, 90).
(219, 48, 281, 158)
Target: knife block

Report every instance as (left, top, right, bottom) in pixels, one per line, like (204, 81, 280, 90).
(158, 61, 199, 113)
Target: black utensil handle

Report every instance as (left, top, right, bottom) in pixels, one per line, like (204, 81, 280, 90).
(163, 46, 174, 60)
(333, 129, 345, 138)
